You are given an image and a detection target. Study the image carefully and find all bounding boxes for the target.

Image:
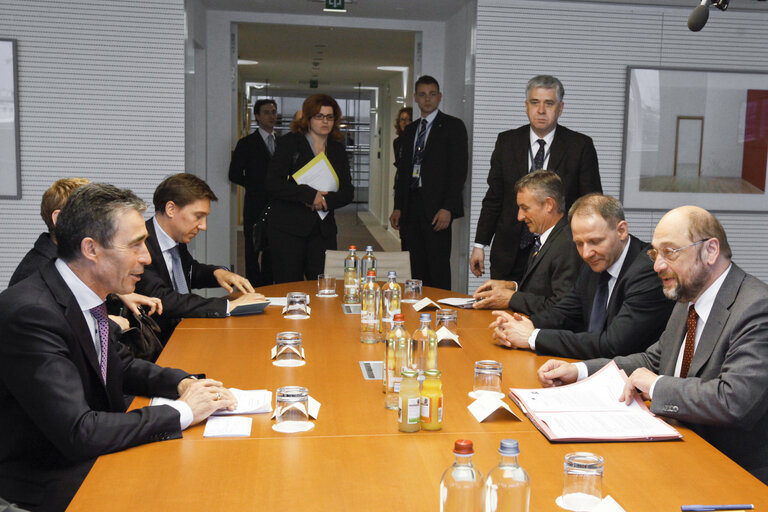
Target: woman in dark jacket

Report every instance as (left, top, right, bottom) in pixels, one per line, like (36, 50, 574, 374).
(266, 94, 354, 283)
(392, 106, 413, 170)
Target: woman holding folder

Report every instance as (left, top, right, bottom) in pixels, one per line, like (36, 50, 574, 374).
(266, 93, 354, 283)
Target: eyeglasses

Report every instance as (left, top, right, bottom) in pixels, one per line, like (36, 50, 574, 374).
(312, 113, 335, 121)
(647, 239, 709, 263)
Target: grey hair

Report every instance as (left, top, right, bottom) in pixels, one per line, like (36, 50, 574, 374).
(515, 170, 565, 214)
(526, 75, 564, 103)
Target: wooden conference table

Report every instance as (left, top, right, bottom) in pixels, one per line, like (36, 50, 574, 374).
(68, 282, 768, 511)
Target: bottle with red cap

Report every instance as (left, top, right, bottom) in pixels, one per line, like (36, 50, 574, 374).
(343, 245, 360, 304)
(440, 439, 484, 512)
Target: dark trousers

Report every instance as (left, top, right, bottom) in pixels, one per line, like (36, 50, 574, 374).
(268, 221, 336, 284)
(243, 217, 273, 287)
(400, 191, 452, 290)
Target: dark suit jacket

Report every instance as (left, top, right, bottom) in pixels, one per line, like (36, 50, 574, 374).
(0, 261, 189, 510)
(474, 124, 601, 280)
(8, 232, 57, 287)
(531, 235, 674, 359)
(228, 129, 274, 222)
(265, 131, 353, 239)
(507, 216, 581, 316)
(585, 264, 768, 484)
(393, 111, 468, 221)
(135, 219, 227, 342)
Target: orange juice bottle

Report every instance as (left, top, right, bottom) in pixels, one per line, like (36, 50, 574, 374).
(420, 369, 443, 431)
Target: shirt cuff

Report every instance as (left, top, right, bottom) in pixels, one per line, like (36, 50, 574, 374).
(473, 243, 488, 250)
(649, 375, 663, 400)
(527, 328, 540, 350)
(575, 362, 589, 381)
(226, 299, 231, 316)
(166, 400, 194, 430)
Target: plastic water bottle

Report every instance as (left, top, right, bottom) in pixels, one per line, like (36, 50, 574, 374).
(381, 271, 401, 332)
(385, 314, 409, 409)
(360, 245, 377, 279)
(440, 439, 484, 512)
(360, 270, 380, 344)
(411, 313, 438, 373)
(343, 245, 360, 304)
(485, 439, 530, 512)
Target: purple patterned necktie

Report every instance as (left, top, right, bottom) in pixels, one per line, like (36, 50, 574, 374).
(90, 303, 109, 384)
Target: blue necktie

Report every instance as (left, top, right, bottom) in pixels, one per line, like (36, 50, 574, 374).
(411, 119, 428, 189)
(588, 271, 611, 332)
(170, 246, 190, 294)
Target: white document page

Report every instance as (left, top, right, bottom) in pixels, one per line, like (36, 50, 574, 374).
(292, 153, 339, 220)
(203, 416, 252, 438)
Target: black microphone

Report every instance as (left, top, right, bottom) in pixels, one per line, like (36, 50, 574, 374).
(688, 3, 710, 31)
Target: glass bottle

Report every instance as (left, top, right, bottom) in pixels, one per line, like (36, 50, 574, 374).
(411, 313, 438, 373)
(440, 439, 484, 512)
(393, 317, 412, 395)
(485, 439, 530, 512)
(360, 270, 380, 344)
(381, 271, 402, 332)
(421, 369, 443, 431)
(385, 314, 409, 409)
(360, 245, 377, 280)
(343, 245, 360, 304)
(398, 369, 421, 433)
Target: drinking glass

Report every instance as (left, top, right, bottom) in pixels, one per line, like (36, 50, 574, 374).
(275, 386, 309, 426)
(561, 452, 604, 511)
(436, 309, 458, 334)
(317, 274, 337, 297)
(402, 279, 423, 303)
(285, 292, 310, 319)
(472, 360, 503, 398)
(275, 332, 303, 363)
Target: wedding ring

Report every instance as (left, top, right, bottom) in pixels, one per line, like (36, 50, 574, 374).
(215, 392, 221, 401)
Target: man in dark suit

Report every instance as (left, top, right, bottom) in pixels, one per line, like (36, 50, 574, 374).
(135, 173, 263, 343)
(538, 206, 768, 484)
(472, 170, 580, 315)
(389, 75, 468, 290)
(492, 194, 674, 360)
(0, 184, 236, 511)
(228, 99, 278, 286)
(471, 75, 602, 282)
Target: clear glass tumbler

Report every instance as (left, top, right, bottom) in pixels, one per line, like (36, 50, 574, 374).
(317, 274, 336, 297)
(275, 386, 310, 426)
(275, 331, 302, 363)
(473, 360, 503, 398)
(561, 452, 604, 511)
(402, 279, 423, 303)
(436, 309, 458, 334)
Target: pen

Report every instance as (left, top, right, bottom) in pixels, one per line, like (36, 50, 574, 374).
(681, 505, 754, 511)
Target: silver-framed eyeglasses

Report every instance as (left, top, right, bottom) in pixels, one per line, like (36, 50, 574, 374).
(647, 239, 709, 263)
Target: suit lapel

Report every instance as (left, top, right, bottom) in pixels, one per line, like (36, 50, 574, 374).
(688, 265, 744, 376)
(421, 111, 444, 161)
(661, 303, 690, 376)
(547, 126, 566, 171)
(513, 126, 532, 175)
(519, 216, 567, 285)
(607, 236, 641, 315)
(145, 219, 173, 288)
(40, 262, 103, 382)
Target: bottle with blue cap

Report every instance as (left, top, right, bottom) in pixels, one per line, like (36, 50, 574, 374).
(484, 439, 530, 512)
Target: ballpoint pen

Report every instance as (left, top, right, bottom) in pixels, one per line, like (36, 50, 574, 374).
(681, 505, 754, 511)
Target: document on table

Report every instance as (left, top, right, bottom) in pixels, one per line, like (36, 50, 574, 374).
(437, 297, 476, 308)
(292, 152, 339, 220)
(509, 361, 682, 442)
(150, 389, 272, 416)
(203, 416, 252, 438)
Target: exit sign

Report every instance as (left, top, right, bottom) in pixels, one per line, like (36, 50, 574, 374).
(324, 0, 346, 12)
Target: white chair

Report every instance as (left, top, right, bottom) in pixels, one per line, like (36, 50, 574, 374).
(324, 250, 412, 281)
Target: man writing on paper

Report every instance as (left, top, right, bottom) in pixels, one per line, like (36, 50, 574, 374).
(490, 194, 674, 359)
(538, 206, 768, 484)
(0, 184, 237, 511)
(471, 170, 581, 315)
(136, 173, 264, 343)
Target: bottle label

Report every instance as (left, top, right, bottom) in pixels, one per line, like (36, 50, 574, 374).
(421, 396, 431, 422)
(437, 397, 443, 423)
(407, 397, 420, 424)
(393, 380, 401, 393)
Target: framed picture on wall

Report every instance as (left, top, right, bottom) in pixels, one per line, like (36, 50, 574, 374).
(0, 38, 21, 199)
(620, 66, 768, 212)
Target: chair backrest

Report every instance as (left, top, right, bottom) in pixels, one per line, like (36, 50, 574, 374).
(323, 250, 412, 281)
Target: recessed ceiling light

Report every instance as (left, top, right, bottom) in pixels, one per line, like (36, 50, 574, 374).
(238, 59, 259, 65)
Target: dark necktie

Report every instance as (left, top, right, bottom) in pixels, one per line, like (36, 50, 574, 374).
(267, 133, 275, 156)
(680, 305, 698, 378)
(90, 303, 109, 384)
(170, 246, 190, 294)
(411, 119, 428, 189)
(531, 139, 546, 172)
(525, 235, 542, 270)
(588, 271, 611, 332)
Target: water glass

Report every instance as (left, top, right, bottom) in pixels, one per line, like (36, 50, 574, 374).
(561, 452, 604, 511)
(473, 360, 503, 397)
(317, 274, 336, 297)
(285, 292, 310, 318)
(402, 279, 423, 303)
(275, 332, 302, 363)
(275, 386, 310, 426)
(436, 309, 458, 334)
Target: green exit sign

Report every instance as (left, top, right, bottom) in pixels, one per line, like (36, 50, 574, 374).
(309, 80, 319, 89)
(324, 0, 346, 12)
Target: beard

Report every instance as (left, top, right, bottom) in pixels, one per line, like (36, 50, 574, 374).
(661, 255, 709, 303)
